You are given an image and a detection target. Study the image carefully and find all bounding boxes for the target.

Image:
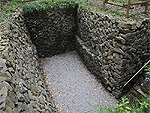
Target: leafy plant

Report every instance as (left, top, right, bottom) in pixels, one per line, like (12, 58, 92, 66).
(144, 65, 150, 76)
(89, 95, 150, 113)
(2, 54, 5, 59)
(23, 0, 78, 14)
(114, 96, 131, 113)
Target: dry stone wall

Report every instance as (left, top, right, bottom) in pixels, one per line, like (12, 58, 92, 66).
(76, 8, 150, 98)
(0, 10, 57, 113)
(0, 6, 150, 113)
(24, 8, 77, 58)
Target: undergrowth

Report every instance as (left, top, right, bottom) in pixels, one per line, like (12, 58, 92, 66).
(0, 0, 23, 26)
(22, 0, 79, 14)
(90, 64, 150, 113)
(1, 0, 149, 25)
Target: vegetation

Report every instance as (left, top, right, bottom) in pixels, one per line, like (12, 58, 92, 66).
(90, 95, 150, 113)
(0, 0, 23, 26)
(1, 0, 149, 26)
(22, 0, 79, 14)
(90, 64, 150, 113)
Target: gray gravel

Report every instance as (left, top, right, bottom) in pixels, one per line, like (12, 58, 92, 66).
(40, 51, 118, 113)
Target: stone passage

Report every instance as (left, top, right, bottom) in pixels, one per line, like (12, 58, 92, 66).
(24, 6, 150, 98)
(0, 2, 149, 112)
(40, 51, 118, 113)
(24, 8, 77, 58)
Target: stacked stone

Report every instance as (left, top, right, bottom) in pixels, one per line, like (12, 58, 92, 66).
(77, 7, 150, 98)
(0, 10, 57, 113)
(24, 8, 77, 58)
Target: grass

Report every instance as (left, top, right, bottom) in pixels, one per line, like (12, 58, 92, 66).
(0, 0, 23, 27)
(0, 0, 149, 26)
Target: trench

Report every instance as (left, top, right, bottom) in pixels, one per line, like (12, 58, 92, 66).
(22, 4, 149, 112)
(40, 51, 118, 112)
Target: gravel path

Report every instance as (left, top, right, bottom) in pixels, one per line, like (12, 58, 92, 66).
(40, 51, 118, 113)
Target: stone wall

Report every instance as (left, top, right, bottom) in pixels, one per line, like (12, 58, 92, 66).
(76, 8, 150, 98)
(0, 10, 57, 113)
(0, 6, 149, 113)
(24, 7, 77, 58)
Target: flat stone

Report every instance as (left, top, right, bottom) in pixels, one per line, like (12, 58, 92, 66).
(39, 95, 45, 104)
(30, 101, 37, 108)
(2, 47, 9, 59)
(7, 92, 17, 103)
(13, 107, 22, 113)
(115, 37, 125, 44)
(0, 81, 12, 91)
(130, 90, 138, 97)
(38, 81, 43, 86)
(5, 106, 13, 113)
(0, 96, 6, 104)
(0, 102, 5, 110)
(0, 86, 7, 96)
(0, 46, 5, 51)
(17, 92, 25, 102)
(143, 78, 150, 90)
(0, 77, 7, 82)
(28, 104, 34, 113)
(0, 73, 7, 77)
(6, 96, 15, 108)
(0, 59, 6, 68)
(45, 105, 52, 113)
(137, 89, 147, 98)
(41, 109, 46, 113)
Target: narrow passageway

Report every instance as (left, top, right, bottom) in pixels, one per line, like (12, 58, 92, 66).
(40, 51, 118, 113)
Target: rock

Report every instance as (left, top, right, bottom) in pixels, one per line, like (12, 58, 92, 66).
(2, 47, 9, 59)
(0, 59, 6, 69)
(130, 90, 138, 97)
(39, 94, 45, 104)
(45, 104, 53, 113)
(30, 101, 37, 108)
(17, 92, 25, 102)
(13, 107, 22, 113)
(0, 81, 12, 91)
(7, 92, 17, 103)
(41, 109, 46, 113)
(38, 81, 43, 86)
(0, 72, 11, 79)
(0, 46, 5, 51)
(112, 90, 122, 99)
(0, 77, 7, 82)
(28, 104, 34, 113)
(137, 89, 147, 98)
(0, 86, 7, 96)
(115, 37, 125, 44)
(0, 96, 6, 105)
(143, 78, 150, 90)
(6, 96, 15, 108)
(5, 106, 13, 113)
(0, 103, 5, 110)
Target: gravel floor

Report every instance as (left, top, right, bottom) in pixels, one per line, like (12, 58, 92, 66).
(40, 51, 118, 113)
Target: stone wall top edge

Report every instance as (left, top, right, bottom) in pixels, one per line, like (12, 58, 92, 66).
(78, 6, 149, 28)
